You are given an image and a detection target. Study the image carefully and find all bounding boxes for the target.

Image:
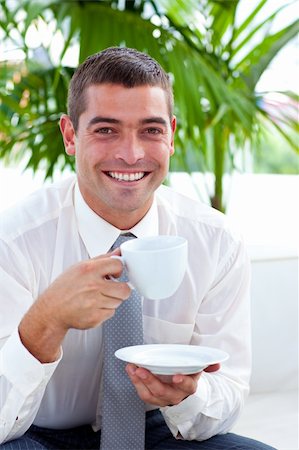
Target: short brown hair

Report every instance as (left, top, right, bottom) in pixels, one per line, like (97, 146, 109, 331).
(68, 47, 173, 131)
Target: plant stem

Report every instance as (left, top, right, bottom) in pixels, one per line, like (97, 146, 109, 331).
(211, 126, 226, 212)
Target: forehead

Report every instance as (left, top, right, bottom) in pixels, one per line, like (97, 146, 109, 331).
(82, 83, 170, 120)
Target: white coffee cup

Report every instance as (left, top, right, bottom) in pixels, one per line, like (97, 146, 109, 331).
(113, 235, 188, 300)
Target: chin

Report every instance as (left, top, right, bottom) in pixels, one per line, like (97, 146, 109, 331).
(111, 196, 151, 215)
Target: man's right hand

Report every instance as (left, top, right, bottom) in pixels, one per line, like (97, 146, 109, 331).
(18, 249, 131, 363)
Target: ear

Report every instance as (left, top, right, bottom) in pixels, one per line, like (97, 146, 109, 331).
(169, 116, 176, 156)
(59, 114, 76, 156)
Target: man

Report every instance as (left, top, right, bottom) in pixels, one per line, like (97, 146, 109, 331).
(0, 47, 275, 449)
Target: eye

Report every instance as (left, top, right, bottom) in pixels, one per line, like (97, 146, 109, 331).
(95, 127, 114, 134)
(145, 127, 163, 135)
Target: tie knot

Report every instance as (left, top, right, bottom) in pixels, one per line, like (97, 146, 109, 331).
(111, 232, 136, 251)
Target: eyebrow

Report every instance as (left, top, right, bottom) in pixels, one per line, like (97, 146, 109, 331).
(87, 117, 120, 128)
(87, 116, 168, 128)
(140, 117, 168, 126)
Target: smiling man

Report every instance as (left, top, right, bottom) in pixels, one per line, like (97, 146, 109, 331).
(0, 47, 275, 450)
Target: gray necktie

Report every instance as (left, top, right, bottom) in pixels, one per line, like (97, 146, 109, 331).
(100, 233, 145, 450)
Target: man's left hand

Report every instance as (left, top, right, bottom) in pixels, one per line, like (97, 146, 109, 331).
(126, 363, 220, 407)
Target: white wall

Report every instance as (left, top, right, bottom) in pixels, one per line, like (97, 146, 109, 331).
(250, 257, 298, 393)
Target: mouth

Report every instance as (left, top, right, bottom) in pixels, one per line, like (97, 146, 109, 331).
(105, 171, 149, 182)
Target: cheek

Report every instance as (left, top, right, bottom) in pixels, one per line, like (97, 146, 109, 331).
(150, 141, 172, 159)
(159, 146, 172, 165)
(75, 151, 95, 179)
(76, 143, 102, 166)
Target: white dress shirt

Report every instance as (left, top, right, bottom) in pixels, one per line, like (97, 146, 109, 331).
(0, 175, 251, 444)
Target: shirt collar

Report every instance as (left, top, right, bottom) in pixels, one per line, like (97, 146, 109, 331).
(74, 182, 159, 258)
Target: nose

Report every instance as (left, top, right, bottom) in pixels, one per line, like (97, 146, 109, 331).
(115, 134, 145, 165)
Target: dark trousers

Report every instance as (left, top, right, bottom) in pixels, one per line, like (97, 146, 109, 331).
(0, 410, 277, 450)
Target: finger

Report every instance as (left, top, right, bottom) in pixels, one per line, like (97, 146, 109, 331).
(104, 257, 124, 278)
(126, 365, 160, 404)
(171, 373, 200, 397)
(127, 366, 187, 406)
(172, 371, 201, 384)
(108, 248, 121, 256)
(100, 280, 132, 301)
(97, 296, 124, 310)
(126, 365, 200, 407)
(204, 363, 220, 373)
(134, 367, 172, 398)
(89, 256, 124, 279)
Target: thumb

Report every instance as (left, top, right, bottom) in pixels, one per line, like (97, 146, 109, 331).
(204, 363, 220, 373)
(109, 248, 121, 256)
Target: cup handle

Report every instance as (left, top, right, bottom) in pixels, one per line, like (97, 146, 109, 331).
(109, 255, 135, 290)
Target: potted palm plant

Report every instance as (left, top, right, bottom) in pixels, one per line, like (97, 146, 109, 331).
(0, 0, 298, 211)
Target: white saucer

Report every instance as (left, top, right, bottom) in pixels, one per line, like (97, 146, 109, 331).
(115, 344, 229, 375)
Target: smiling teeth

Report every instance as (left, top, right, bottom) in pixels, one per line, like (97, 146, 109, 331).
(109, 172, 145, 181)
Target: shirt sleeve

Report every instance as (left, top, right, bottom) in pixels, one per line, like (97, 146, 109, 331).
(0, 237, 61, 444)
(0, 329, 61, 444)
(160, 235, 251, 441)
